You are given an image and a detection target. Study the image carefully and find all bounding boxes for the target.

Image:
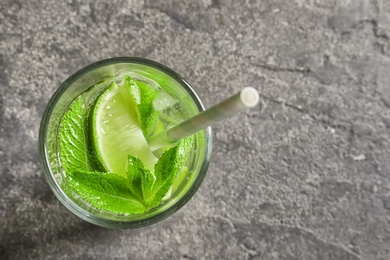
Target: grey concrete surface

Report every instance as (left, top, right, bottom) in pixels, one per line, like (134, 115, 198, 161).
(1, 0, 390, 259)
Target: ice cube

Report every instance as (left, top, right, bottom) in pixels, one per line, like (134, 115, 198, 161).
(153, 92, 178, 111)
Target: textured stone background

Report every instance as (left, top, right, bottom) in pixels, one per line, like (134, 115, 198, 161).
(1, 0, 390, 259)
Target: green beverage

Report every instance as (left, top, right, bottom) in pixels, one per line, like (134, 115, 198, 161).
(39, 58, 212, 228)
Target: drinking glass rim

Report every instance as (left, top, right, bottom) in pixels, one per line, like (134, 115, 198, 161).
(38, 57, 213, 228)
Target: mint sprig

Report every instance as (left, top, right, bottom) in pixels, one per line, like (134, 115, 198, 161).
(67, 140, 189, 214)
(64, 137, 193, 213)
(126, 139, 191, 209)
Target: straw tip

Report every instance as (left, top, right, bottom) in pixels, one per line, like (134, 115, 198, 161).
(240, 87, 260, 108)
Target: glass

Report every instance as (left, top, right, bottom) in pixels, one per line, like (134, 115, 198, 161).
(38, 57, 212, 229)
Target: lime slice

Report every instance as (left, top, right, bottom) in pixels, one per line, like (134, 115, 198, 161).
(90, 81, 157, 177)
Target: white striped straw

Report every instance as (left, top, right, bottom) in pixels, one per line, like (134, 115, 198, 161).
(148, 87, 260, 151)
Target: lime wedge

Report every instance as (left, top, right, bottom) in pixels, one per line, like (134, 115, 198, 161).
(90, 81, 157, 177)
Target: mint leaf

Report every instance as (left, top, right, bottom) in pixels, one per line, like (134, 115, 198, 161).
(171, 166, 188, 193)
(68, 171, 147, 214)
(176, 135, 194, 158)
(124, 75, 160, 137)
(136, 80, 160, 136)
(59, 96, 90, 172)
(126, 155, 151, 202)
(143, 109, 160, 138)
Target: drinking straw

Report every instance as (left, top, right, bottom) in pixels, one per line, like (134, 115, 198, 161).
(148, 87, 260, 151)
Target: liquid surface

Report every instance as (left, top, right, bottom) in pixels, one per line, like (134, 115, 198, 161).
(58, 74, 193, 215)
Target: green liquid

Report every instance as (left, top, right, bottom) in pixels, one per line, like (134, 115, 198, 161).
(57, 73, 194, 215)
